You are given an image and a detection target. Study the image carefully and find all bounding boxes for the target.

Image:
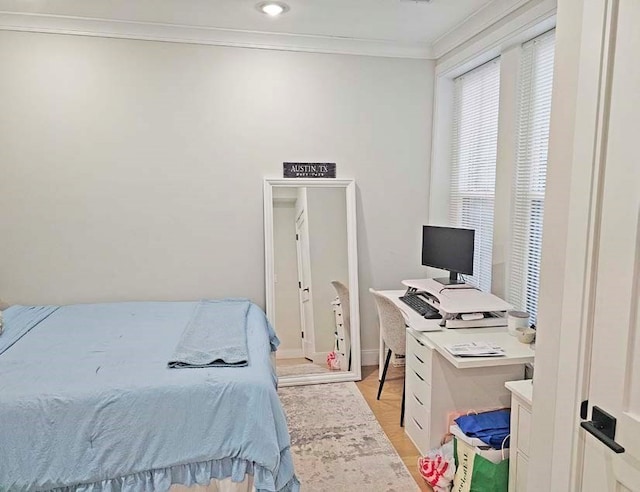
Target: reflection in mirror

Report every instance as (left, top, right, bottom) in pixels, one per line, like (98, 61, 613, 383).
(264, 179, 360, 386)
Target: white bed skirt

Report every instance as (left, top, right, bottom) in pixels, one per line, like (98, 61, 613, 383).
(170, 476, 255, 492)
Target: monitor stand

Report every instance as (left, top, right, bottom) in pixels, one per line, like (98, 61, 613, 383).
(434, 271, 466, 286)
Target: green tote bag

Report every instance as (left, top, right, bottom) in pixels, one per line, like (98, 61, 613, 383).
(452, 437, 509, 492)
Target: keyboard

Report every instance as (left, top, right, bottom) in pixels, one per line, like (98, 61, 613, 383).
(399, 294, 442, 319)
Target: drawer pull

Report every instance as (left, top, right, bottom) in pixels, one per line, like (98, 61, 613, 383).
(412, 417, 423, 430)
(413, 370, 424, 382)
(413, 394, 424, 406)
(415, 338, 426, 347)
(414, 353, 424, 364)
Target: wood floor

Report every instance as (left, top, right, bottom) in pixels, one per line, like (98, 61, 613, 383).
(355, 365, 433, 492)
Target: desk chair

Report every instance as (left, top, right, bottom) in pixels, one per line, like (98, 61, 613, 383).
(369, 288, 406, 427)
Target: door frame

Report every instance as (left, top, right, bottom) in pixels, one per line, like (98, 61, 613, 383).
(530, 0, 619, 489)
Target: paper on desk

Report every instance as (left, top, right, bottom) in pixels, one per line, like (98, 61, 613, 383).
(444, 342, 506, 357)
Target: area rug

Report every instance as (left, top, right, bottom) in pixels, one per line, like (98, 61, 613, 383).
(277, 363, 332, 378)
(279, 382, 419, 492)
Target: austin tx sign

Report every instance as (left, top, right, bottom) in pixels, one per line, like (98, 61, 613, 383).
(283, 162, 336, 178)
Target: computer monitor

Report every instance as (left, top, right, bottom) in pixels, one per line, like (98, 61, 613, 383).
(422, 225, 475, 286)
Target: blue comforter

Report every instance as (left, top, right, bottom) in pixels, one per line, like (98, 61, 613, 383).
(0, 302, 299, 492)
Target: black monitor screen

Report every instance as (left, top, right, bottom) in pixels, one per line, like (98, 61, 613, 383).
(421, 226, 475, 276)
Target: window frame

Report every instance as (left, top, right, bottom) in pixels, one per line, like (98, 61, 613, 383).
(428, 18, 556, 309)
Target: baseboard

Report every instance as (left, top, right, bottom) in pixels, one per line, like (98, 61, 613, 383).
(288, 349, 379, 367)
(361, 349, 380, 367)
(276, 348, 304, 359)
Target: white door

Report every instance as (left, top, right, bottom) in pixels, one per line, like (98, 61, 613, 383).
(579, 1, 640, 488)
(295, 210, 315, 360)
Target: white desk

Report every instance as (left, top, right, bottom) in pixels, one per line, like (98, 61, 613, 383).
(376, 288, 535, 454)
(424, 328, 535, 369)
(377, 289, 530, 373)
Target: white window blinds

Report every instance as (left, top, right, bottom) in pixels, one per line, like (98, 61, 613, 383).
(508, 30, 556, 324)
(449, 59, 501, 292)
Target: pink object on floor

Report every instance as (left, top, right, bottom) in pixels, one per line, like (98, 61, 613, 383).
(326, 351, 341, 370)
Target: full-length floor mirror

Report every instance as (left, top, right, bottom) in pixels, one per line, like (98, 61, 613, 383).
(264, 178, 360, 386)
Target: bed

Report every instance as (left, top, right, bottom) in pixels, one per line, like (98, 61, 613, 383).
(0, 300, 299, 492)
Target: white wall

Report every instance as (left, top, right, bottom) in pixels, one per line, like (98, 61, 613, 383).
(527, 0, 585, 487)
(0, 30, 434, 354)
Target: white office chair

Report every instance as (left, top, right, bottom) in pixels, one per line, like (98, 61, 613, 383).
(369, 288, 406, 427)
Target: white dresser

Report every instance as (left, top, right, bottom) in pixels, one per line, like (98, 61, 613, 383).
(505, 379, 533, 492)
(331, 298, 350, 370)
(404, 327, 527, 455)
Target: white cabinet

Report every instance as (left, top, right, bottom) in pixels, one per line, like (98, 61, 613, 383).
(405, 333, 433, 453)
(505, 380, 533, 492)
(331, 298, 349, 371)
(404, 328, 525, 455)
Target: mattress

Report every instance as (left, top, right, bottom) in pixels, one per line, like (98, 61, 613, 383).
(0, 301, 299, 492)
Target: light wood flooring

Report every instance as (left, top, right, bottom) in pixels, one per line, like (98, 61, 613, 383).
(355, 365, 433, 492)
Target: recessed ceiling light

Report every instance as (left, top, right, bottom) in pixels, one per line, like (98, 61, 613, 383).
(256, 1, 290, 17)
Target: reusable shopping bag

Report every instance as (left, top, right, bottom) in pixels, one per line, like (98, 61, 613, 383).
(451, 438, 509, 492)
(418, 440, 455, 491)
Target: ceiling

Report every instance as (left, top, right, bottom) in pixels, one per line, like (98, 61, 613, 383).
(0, 0, 521, 58)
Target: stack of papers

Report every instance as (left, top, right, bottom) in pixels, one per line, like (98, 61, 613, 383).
(444, 342, 506, 357)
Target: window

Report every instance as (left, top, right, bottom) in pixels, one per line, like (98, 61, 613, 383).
(449, 59, 501, 292)
(508, 30, 556, 324)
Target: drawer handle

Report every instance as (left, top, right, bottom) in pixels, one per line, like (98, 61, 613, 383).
(412, 417, 423, 430)
(413, 394, 423, 406)
(413, 370, 424, 382)
(414, 354, 424, 364)
(415, 339, 425, 347)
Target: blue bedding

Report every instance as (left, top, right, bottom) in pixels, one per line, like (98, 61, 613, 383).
(168, 299, 251, 368)
(0, 302, 299, 492)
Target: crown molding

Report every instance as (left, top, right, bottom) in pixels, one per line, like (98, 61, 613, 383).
(431, 0, 551, 59)
(435, 0, 555, 75)
(0, 11, 434, 59)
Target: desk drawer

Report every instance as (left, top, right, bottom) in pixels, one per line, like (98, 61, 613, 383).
(517, 405, 532, 456)
(408, 332, 432, 363)
(407, 334, 432, 383)
(515, 452, 529, 492)
(333, 308, 346, 337)
(406, 366, 431, 411)
(406, 378, 431, 418)
(406, 395, 431, 455)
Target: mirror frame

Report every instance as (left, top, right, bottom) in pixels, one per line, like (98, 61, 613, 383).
(264, 178, 361, 386)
